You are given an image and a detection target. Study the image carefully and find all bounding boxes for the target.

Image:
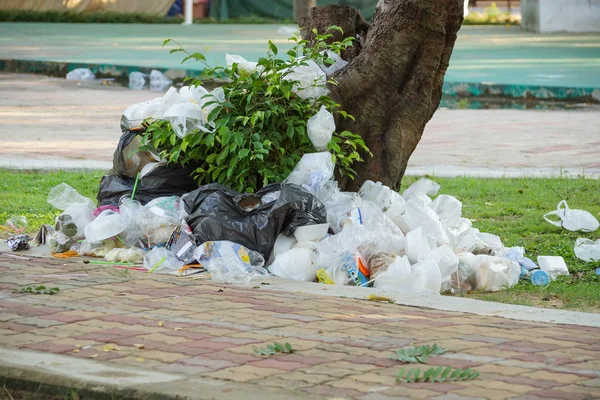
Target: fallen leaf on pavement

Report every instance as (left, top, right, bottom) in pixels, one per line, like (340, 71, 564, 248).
(133, 344, 144, 349)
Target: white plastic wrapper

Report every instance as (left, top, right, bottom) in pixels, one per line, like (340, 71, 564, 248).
(543, 200, 599, 232)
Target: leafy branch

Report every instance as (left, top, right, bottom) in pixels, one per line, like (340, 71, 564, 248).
(390, 344, 446, 364)
(253, 342, 294, 356)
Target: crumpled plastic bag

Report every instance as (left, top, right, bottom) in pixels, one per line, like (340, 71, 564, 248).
(284, 59, 329, 100)
(269, 247, 317, 281)
(84, 210, 126, 243)
(66, 68, 95, 81)
(79, 239, 117, 258)
(574, 238, 600, 262)
(194, 240, 267, 284)
(419, 245, 459, 282)
(430, 195, 462, 227)
(47, 183, 96, 241)
(543, 200, 599, 233)
(307, 106, 335, 151)
(285, 152, 334, 192)
(319, 50, 348, 75)
(182, 183, 327, 259)
(472, 255, 520, 291)
(403, 200, 449, 246)
(226, 54, 260, 74)
(402, 178, 440, 201)
(144, 247, 184, 274)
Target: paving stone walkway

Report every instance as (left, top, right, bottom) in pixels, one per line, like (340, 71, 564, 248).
(1, 253, 599, 399)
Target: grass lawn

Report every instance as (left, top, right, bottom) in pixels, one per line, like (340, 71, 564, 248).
(1, 169, 599, 312)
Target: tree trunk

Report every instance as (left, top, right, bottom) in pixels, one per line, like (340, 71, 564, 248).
(299, 1, 463, 191)
(294, 0, 317, 21)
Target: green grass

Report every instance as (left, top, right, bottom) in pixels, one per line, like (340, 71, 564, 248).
(1, 169, 598, 312)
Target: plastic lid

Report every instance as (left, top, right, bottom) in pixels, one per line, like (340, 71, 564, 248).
(531, 270, 549, 286)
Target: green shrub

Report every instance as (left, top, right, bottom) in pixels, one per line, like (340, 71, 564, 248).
(141, 27, 369, 193)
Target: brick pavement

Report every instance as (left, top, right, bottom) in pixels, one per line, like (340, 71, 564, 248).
(1, 254, 599, 399)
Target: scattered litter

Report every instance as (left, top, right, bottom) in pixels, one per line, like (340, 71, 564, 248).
(134, 344, 144, 349)
(104, 248, 146, 264)
(129, 71, 146, 90)
(530, 270, 549, 286)
(574, 238, 600, 262)
(543, 200, 599, 232)
(6, 234, 31, 251)
(367, 294, 395, 303)
(149, 69, 172, 92)
(66, 68, 95, 81)
(277, 26, 299, 36)
(193, 241, 267, 284)
(144, 247, 184, 274)
(1, 216, 27, 236)
(72, 349, 80, 353)
(52, 250, 79, 259)
(158, 321, 163, 327)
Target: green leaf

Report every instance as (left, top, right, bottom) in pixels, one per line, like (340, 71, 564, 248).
(206, 153, 218, 164)
(268, 40, 278, 55)
(238, 149, 250, 159)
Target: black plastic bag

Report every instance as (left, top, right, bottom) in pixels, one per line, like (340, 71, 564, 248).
(97, 126, 199, 206)
(182, 183, 327, 259)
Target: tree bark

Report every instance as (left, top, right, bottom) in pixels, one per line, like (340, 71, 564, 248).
(294, 0, 317, 21)
(299, 0, 463, 191)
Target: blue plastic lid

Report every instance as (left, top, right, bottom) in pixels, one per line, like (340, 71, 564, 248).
(531, 270, 549, 286)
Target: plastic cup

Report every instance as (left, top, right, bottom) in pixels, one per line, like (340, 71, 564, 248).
(269, 247, 317, 281)
(84, 210, 126, 243)
(412, 260, 442, 293)
(531, 270, 549, 286)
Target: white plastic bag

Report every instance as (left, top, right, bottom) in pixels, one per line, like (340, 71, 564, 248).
(359, 180, 406, 215)
(194, 241, 267, 284)
(285, 152, 334, 191)
(307, 106, 335, 151)
(129, 71, 146, 90)
(402, 178, 440, 201)
(373, 255, 412, 290)
(144, 247, 184, 273)
(149, 69, 173, 92)
(284, 59, 329, 100)
(269, 247, 318, 281)
(543, 200, 599, 233)
(66, 68, 95, 81)
(48, 183, 95, 210)
(320, 50, 348, 75)
(419, 245, 459, 282)
(403, 200, 449, 246)
(574, 238, 600, 262)
(226, 54, 260, 74)
(472, 255, 520, 291)
(162, 102, 208, 138)
(430, 195, 462, 227)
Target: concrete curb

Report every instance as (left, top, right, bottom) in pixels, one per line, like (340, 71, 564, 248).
(0, 347, 320, 400)
(2, 58, 599, 102)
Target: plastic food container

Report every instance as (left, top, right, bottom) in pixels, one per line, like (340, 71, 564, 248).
(84, 210, 126, 243)
(537, 256, 569, 280)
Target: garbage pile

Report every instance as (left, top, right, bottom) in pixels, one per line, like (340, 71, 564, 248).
(11, 55, 599, 294)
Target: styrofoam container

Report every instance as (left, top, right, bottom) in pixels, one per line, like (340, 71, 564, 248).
(269, 247, 318, 281)
(537, 256, 569, 280)
(273, 234, 297, 258)
(406, 227, 432, 264)
(294, 223, 329, 242)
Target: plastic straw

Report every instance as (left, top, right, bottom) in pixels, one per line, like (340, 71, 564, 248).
(148, 257, 166, 273)
(131, 172, 141, 200)
(115, 235, 127, 246)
